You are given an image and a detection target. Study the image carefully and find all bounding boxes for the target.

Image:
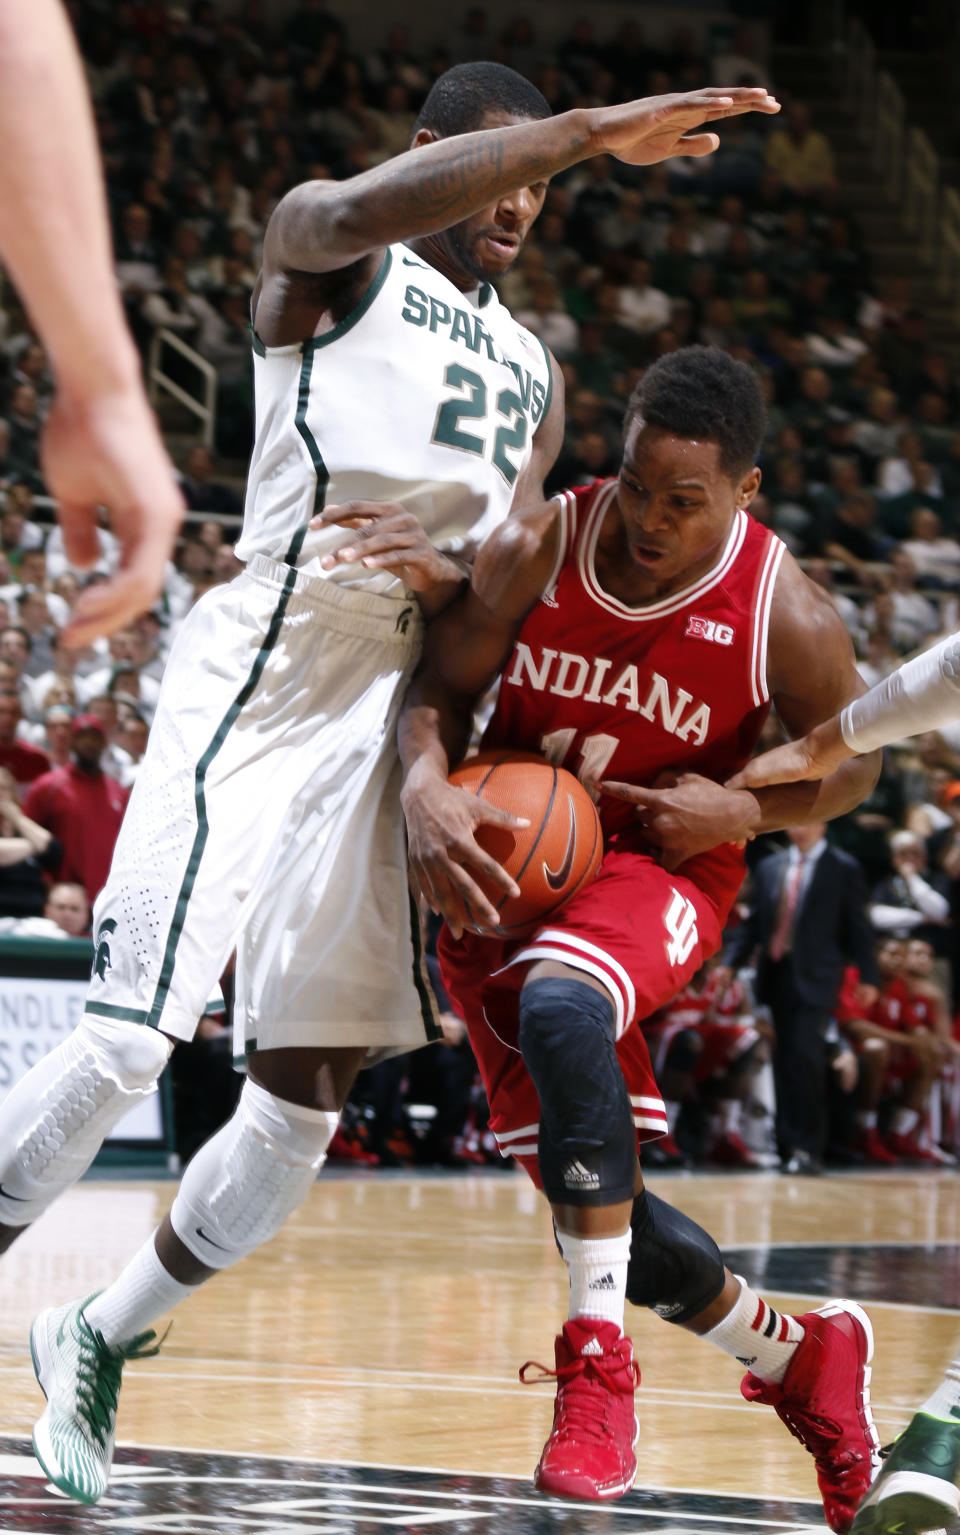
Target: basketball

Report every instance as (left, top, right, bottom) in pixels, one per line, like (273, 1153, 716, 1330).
(447, 750, 603, 936)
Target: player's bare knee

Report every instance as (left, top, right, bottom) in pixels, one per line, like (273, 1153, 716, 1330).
(626, 1189, 725, 1322)
(248, 1045, 366, 1113)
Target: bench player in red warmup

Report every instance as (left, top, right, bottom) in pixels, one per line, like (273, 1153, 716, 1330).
(399, 347, 884, 1528)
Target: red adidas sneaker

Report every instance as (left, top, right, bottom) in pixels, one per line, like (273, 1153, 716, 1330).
(740, 1300, 881, 1533)
(521, 1318, 640, 1500)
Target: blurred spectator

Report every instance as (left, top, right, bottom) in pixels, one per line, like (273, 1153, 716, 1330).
(0, 691, 49, 790)
(863, 550, 940, 650)
(5, 386, 43, 488)
(44, 881, 92, 938)
(869, 829, 951, 947)
(902, 507, 960, 587)
(764, 100, 836, 196)
(24, 636, 80, 723)
(515, 276, 578, 360)
(819, 491, 887, 584)
(879, 429, 944, 500)
(36, 704, 74, 769)
(22, 714, 129, 905)
(0, 489, 43, 563)
(711, 26, 770, 89)
(0, 765, 61, 917)
(178, 444, 243, 517)
(112, 707, 149, 788)
(615, 256, 672, 336)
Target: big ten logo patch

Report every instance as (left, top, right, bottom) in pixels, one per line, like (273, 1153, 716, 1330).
(685, 615, 735, 646)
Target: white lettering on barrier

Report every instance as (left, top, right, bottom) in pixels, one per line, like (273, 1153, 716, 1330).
(0, 977, 162, 1142)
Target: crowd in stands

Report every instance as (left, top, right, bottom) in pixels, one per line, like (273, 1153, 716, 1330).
(1, 0, 960, 1169)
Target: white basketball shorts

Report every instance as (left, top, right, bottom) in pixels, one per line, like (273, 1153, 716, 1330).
(86, 555, 439, 1053)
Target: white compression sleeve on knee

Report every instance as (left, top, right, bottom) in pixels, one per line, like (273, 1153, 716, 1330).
(169, 1079, 338, 1270)
(0, 1015, 173, 1226)
(841, 633, 960, 753)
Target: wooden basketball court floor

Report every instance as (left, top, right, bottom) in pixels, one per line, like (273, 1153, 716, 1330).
(0, 1166, 958, 1533)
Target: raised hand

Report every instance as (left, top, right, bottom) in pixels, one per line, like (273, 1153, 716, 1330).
(594, 86, 780, 166)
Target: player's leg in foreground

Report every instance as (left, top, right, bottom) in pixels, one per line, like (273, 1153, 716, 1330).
(511, 963, 880, 1528)
(29, 1043, 358, 1504)
(851, 1360, 960, 1535)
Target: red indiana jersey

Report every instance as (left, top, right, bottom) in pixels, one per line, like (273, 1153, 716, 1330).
(483, 478, 786, 924)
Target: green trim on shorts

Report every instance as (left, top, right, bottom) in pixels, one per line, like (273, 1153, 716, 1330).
(83, 1001, 150, 1024)
(145, 569, 298, 1029)
(409, 892, 442, 1043)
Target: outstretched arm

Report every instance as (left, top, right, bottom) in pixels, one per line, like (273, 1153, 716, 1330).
(0, 0, 182, 645)
(398, 502, 560, 933)
(266, 88, 778, 275)
(729, 630, 960, 790)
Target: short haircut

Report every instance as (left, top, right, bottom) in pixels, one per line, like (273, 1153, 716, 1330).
(626, 346, 766, 480)
(414, 62, 550, 140)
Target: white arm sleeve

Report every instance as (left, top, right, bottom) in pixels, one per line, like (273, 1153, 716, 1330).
(840, 633, 960, 753)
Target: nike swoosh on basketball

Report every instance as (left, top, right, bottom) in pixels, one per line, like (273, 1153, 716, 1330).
(542, 794, 578, 890)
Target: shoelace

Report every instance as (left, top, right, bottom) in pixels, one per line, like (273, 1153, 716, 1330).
(74, 1313, 165, 1450)
(520, 1353, 640, 1441)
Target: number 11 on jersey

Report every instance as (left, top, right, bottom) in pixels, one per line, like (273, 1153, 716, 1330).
(541, 729, 619, 799)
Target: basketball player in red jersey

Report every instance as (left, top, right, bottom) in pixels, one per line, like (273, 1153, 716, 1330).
(398, 348, 883, 1528)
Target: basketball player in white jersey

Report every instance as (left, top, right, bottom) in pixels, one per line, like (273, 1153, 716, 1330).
(726, 636, 960, 1535)
(0, 63, 779, 1503)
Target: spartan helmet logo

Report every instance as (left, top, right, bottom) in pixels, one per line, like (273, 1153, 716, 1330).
(93, 918, 118, 981)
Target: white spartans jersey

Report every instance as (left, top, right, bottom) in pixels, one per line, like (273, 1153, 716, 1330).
(236, 242, 554, 594)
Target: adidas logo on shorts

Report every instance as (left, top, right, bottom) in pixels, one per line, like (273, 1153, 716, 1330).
(562, 1160, 599, 1190)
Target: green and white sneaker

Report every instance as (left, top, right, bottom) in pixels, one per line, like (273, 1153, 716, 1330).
(30, 1294, 161, 1505)
(851, 1408, 960, 1534)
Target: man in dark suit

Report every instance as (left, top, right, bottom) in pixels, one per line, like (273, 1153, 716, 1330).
(727, 821, 879, 1173)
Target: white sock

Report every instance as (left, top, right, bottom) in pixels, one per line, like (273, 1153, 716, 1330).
(919, 1358, 960, 1421)
(557, 1228, 631, 1331)
(720, 1099, 741, 1134)
(892, 1107, 919, 1136)
(703, 1276, 805, 1383)
(83, 1237, 198, 1349)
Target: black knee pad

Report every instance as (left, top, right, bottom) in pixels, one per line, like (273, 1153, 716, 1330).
(626, 1189, 725, 1324)
(517, 977, 635, 1207)
(664, 1028, 702, 1076)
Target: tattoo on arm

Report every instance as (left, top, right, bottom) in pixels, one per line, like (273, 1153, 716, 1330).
(405, 139, 508, 220)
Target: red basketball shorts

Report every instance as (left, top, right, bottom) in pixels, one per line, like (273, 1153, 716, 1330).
(438, 840, 725, 1187)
